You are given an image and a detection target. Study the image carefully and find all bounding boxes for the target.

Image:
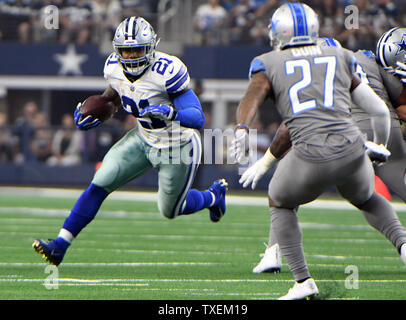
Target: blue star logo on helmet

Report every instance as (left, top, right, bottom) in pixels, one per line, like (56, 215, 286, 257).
(395, 35, 406, 55)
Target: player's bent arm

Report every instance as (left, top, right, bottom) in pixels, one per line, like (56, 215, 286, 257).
(394, 85, 406, 107)
(101, 85, 121, 112)
(351, 76, 390, 146)
(395, 104, 406, 121)
(171, 88, 205, 129)
(269, 122, 292, 159)
(239, 122, 291, 189)
(231, 71, 272, 163)
(236, 71, 272, 127)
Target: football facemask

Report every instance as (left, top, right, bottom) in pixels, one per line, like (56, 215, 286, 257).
(113, 16, 158, 76)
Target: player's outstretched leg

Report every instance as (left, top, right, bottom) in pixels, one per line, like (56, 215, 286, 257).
(352, 192, 406, 261)
(32, 183, 109, 265)
(179, 179, 228, 222)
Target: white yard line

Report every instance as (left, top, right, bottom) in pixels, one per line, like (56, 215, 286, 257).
(0, 262, 227, 267)
(0, 277, 405, 284)
(1, 186, 406, 212)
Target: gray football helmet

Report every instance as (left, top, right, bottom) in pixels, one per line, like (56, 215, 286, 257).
(113, 17, 158, 76)
(376, 27, 406, 70)
(268, 2, 319, 50)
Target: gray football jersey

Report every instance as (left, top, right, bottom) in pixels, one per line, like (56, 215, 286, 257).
(250, 45, 363, 162)
(352, 50, 403, 128)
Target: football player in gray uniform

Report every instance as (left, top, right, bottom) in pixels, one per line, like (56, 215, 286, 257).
(232, 3, 406, 299)
(251, 32, 406, 276)
(250, 31, 406, 279)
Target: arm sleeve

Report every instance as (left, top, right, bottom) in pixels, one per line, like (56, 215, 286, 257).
(172, 89, 205, 129)
(351, 81, 390, 146)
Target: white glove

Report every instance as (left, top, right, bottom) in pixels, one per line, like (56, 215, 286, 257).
(364, 141, 391, 164)
(395, 61, 406, 83)
(230, 128, 249, 164)
(239, 149, 277, 189)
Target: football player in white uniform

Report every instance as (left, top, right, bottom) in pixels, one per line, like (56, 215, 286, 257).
(33, 17, 228, 266)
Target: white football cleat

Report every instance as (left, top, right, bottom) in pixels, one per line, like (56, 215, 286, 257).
(401, 243, 406, 267)
(278, 278, 319, 300)
(253, 243, 282, 273)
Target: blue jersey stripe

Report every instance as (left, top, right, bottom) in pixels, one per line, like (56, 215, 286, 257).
(327, 38, 336, 46)
(249, 59, 266, 78)
(322, 37, 337, 47)
(165, 65, 186, 87)
(167, 72, 189, 93)
(173, 131, 201, 218)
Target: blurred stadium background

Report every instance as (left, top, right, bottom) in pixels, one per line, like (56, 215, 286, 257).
(0, 0, 405, 193)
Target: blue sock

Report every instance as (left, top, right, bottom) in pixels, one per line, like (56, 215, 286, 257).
(180, 189, 214, 215)
(62, 183, 109, 237)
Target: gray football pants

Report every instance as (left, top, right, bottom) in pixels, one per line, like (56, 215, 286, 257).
(363, 125, 406, 202)
(268, 149, 406, 281)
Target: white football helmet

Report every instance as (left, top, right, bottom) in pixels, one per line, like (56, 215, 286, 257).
(376, 27, 406, 70)
(268, 2, 319, 50)
(113, 16, 159, 76)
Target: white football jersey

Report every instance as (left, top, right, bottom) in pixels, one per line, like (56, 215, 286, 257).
(103, 51, 195, 148)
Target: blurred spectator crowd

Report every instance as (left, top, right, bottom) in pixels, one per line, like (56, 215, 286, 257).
(193, 0, 406, 50)
(0, 0, 159, 45)
(0, 100, 137, 164)
(1, 0, 405, 51)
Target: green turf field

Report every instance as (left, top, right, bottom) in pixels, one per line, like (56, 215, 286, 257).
(0, 189, 406, 300)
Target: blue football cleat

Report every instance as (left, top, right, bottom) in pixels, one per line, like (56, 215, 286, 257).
(32, 238, 69, 266)
(208, 179, 228, 222)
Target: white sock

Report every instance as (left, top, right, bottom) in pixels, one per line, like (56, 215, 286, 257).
(58, 228, 75, 244)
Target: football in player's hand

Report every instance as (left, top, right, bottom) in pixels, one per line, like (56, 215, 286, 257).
(80, 95, 115, 122)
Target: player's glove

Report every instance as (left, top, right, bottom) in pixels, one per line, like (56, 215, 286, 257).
(230, 126, 249, 164)
(364, 141, 391, 164)
(239, 148, 277, 189)
(139, 104, 177, 121)
(73, 102, 101, 131)
(394, 61, 406, 83)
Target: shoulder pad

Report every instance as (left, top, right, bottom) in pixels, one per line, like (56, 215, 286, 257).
(249, 58, 266, 79)
(103, 53, 123, 80)
(159, 53, 190, 94)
